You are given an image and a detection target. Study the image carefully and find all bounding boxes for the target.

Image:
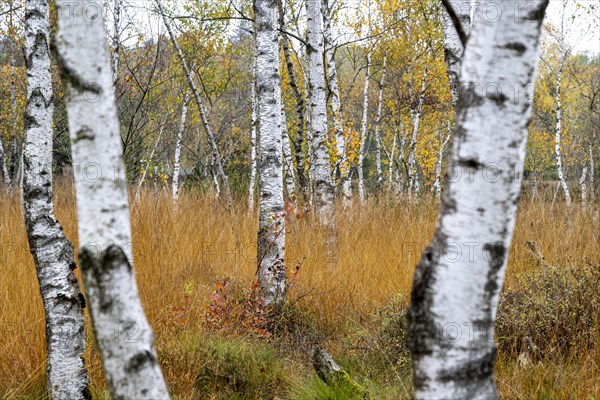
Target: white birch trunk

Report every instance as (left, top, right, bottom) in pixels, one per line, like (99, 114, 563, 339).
(443, 0, 472, 104)
(323, 0, 351, 204)
(112, 0, 120, 85)
(255, 0, 286, 307)
(0, 139, 8, 186)
(374, 57, 387, 189)
(589, 143, 595, 201)
(54, 1, 170, 397)
(249, 57, 259, 213)
(307, 0, 336, 225)
(407, 65, 428, 199)
(173, 91, 190, 203)
(408, 1, 549, 397)
(278, 0, 308, 199)
(433, 121, 452, 199)
(580, 165, 588, 210)
(388, 131, 397, 192)
(554, 59, 572, 207)
(22, 0, 90, 397)
(281, 104, 297, 200)
(358, 48, 372, 204)
(156, 0, 233, 208)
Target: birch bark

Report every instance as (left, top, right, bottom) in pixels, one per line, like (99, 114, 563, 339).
(249, 57, 258, 212)
(407, 65, 428, 198)
(433, 121, 452, 199)
(22, 0, 90, 397)
(54, 1, 170, 397)
(358, 49, 372, 204)
(0, 140, 8, 186)
(112, 0, 120, 85)
(173, 91, 190, 203)
(323, 0, 350, 203)
(307, 0, 336, 225)
(255, 0, 286, 307)
(407, 1, 549, 397)
(374, 57, 387, 189)
(156, 0, 233, 208)
(278, 0, 307, 199)
(443, 0, 471, 104)
(554, 57, 572, 207)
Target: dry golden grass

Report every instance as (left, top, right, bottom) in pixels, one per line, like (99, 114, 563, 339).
(0, 181, 598, 398)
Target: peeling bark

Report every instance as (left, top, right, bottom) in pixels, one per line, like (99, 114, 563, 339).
(23, 0, 90, 397)
(54, 0, 170, 397)
(407, 1, 549, 397)
(255, 0, 286, 307)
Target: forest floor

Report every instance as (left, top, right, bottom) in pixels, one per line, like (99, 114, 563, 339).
(0, 183, 598, 399)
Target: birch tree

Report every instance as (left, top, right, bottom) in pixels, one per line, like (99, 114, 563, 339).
(407, 0, 549, 397)
(22, 0, 89, 397)
(374, 57, 387, 189)
(249, 57, 259, 212)
(323, 0, 351, 203)
(357, 48, 372, 204)
(156, 0, 233, 207)
(54, 1, 170, 397)
(173, 91, 190, 203)
(407, 64, 428, 198)
(0, 140, 8, 186)
(442, 0, 471, 104)
(307, 0, 336, 224)
(254, 0, 286, 307)
(548, 0, 580, 207)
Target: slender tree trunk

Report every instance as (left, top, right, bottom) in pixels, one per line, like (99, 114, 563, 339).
(407, 1, 549, 398)
(307, 0, 336, 225)
(554, 59, 572, 207)
(0, 139, 8, 186)
(407, 65, 428, 199)
(374, 56, 387, 190)
(254, 0, 286, 307)
(388, 130, 397, 192)
(580, 165, 588, 210)
(23, 0, 90, 397)
(322, 0, 351, 204)
(443, 0, 471, 104)
(54, 1, 170, 397)
(112, 0, 120, 85)
(249, 57, 259, 213)
(589, 143, 595, 201)
(173, 91, 190, 203)
(358, 48, 372, 204)
(156, 0, 233, 208)
(433, 121, 452, 199)
(278, 0, 307, 199)
(281, 104, 297, 200)
(135, 121, 165, 202)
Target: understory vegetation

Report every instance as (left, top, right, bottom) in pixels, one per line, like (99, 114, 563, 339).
(0, 184, 598, 399)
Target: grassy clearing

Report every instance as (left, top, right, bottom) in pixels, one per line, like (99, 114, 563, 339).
(0, 182, 598, 399)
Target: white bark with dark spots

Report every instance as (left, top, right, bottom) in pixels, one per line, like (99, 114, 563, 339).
(254, 0, 286, 307)
(307, 0, 336, 225)
(443, 0, 471, 104)
(23, 0, 90, 397)
(54, 1, 170, 397)
(173, 91, 190, 203)
(374, 57, 387, 188)
(358, 48, 372, 204)
(408, 1, 549, 397)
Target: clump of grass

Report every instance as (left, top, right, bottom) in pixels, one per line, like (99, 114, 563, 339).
(185, 335, 292, 399)
(496, 263, 600, 358)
